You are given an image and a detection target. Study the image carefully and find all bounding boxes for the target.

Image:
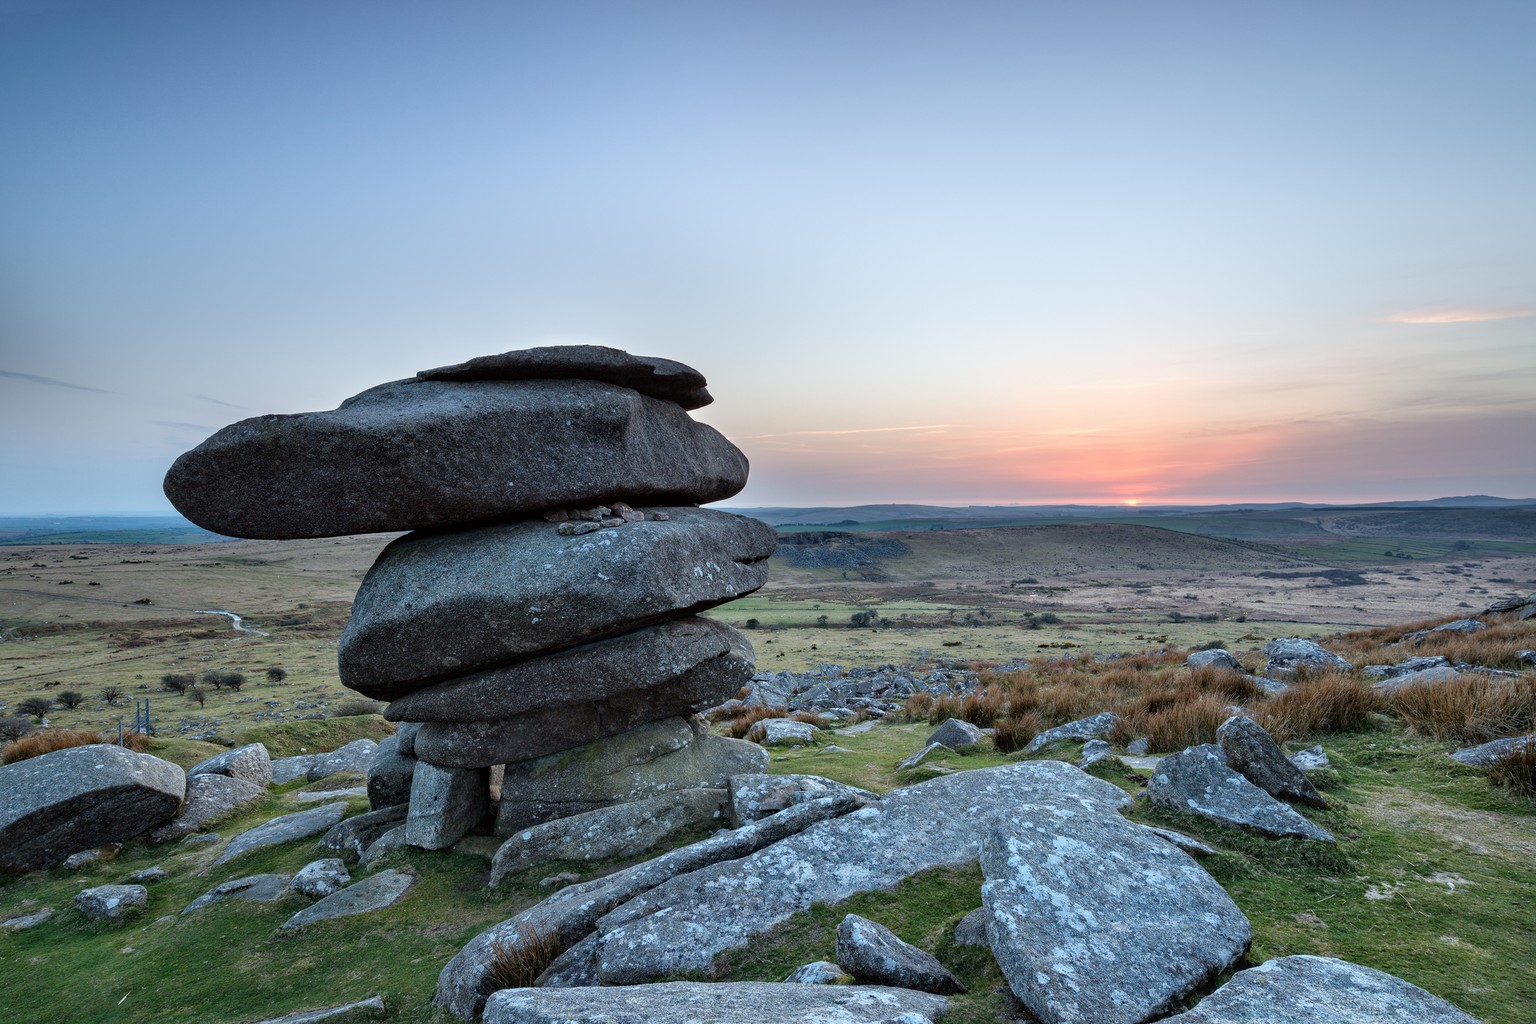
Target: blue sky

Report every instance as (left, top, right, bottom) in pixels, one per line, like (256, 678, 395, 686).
(2, 1, 1533, 513)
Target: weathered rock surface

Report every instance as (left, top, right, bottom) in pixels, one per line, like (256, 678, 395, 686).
(414, 629, 753, 769)
(1369, 665, 1464, 693)
(149, 773, 267, 842)
(405, 763, 488, 850)
(727, 773, 876, 827)
(759, 718, 818, 745)
(490, 789, 723, 885)
(213, 801, 351, 866)
(1187, 649, 1244, 671)
(1361, 655, 1450, 679)
(290, 858, 352, 899)
(339, 507, 775, 698)
(417, 345, 714, 410)
(307, 739, 379, 782)
(189, 743, 273, 788)
(953, 907, 988, 946)
(1078, 738, 1112, 769)
(1216, 715, 1326, 807)
(0, 744, 186, 874)
(896, 742, 951, 770)
(482, 982, 948, 1024)
(495, 718, 766, 834)
(282, 868, 416, 929)
(1403, 618, 1486, 645)
(1291, 745, 1331, 771)
(1, 907, 53, 931)
(926, 717, 984, 749)
(1148, 746, 1333, 842)
(785, 960, 850, 984)
(75, 884, 147, 920)
(1024, 712, 1122, 753)
(164, 378, 747, 539)
(836, 914, 966, 994)
(436, 793, 866, 1019)
(1450, 733, 1536, 767)
(591, 762, 1131, 984)
(183, 873, 292, 913)
(980, 806, 1251, 1024)
(1160, 954, 1480, 1023)
(366, 734, 415, 810)
(270, 754, 318, 785)
(1263, 638, 1352, 679)
(387, 617, 752, 724)
(248, 996, 387, 1024)
(320, 803, 408, 861)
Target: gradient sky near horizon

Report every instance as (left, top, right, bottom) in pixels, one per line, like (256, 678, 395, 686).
(3, 1, 1533, 515)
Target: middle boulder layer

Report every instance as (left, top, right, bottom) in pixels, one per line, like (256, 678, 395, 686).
(339, 507, 777, 700)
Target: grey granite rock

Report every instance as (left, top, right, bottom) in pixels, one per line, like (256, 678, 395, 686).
(1187, 649, 1244, 671)
(1262, 638, 1352, 679)
(290, 858, 351, 899)
(320, 803, 408, 861)
(1290, 745, 1331, 771)
(535, 933, 605, 987)
(925, 717, 983, 749)
(366, 734, 415, 810)
(436, 793, 866, 1019)
(1361, 656, 1451, 679)
(61, 846, 119, 869)
(1369, 665, 1464, 693)
(405, 763, 488, 850)
(1216, 715, 1326, 807)
(896, 742, 951, 770)
(247, 996, 387, 1024)
(1, 907, 53, 931)
(414, 627, 754, 769)
(339, 507, 775, 699)
(149, 773, 267, 843)
(417, 345, 713, 410)
(189, 743, 273, 788)
(164, 377, 747, 539)
(482, 982, 948, 1024)
(270, 754, 318, 785)
(760, 718, 818, 745)
(387, 617, 752, 724)
(1024, 712, 1122, 754)
(1077, 738, 1112, 768)
(495, 718, 767, 834)
(490, 789, 725, 885)
(132, 866, 169, 882)
(1160, 955, 1480, 1023)
(1403, 618, 1487, 645)
(727, 773, 876, 828)
(307, 739, 378, 782)
(74, 884, 147, 920)
(1141, 824, 1219, 857)
(952, 907, 988, 947)
(1449, 733, 1536, 767)
(183, 873, 291, 913)
(836, 914, 966, 995)
(361, 825, 408, 865)
(213, 801, 351, 866)
(394, 722, 420, 756)
(0, 744, 186, 874)
(981, 805, 1251, 1024)
(1148, 745, 1333, 842)
(785, 960, 851, 984)
(591, 762, 1131, 985)
(282, 868, 416, 929)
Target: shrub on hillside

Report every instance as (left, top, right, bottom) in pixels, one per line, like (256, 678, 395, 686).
(161, 673, 194, 694)
(202, 669, 245, 691)
(2, 728, 107, 765)
(58, 690, 85, 709)
(485, 919, 560, 989)
(17, 696, 53, 722)
(1388, 676, 1536, 744)
(98, 685, 123, 705)
(0, 717, 35, 743)
(265, 666, 287, 683)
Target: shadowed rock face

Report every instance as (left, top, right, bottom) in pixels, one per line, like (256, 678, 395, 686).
(338, 508, 776, 700)
(417, 345, 714, 410)
(163, 378, 746, 539)
(0, 745, 186, 874)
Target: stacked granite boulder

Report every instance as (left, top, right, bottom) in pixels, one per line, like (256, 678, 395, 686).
(165, 346, 773, 847)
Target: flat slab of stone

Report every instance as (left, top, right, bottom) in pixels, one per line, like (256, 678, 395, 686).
(75, 884, 147, 920)
(184, 873, 291, 913)
(249, 996, 386, 1024)
(308, 739, 378, 782)
(1216, 715, 1325, 807)
(417, 345, 713, 410)
(0, 744, 186, 874)
(291, 858, 351, 898)
(1, 907, 53, 931)
(213, 801, 351, 866)
(837, 913, 966, 994)
(592, 762, 1132, 984)
(150, 773, 267, 843)
(490, 789, 725, 885)
(320, 803, 409, 861)
(282, 868, 416, 929)
(388, 617, 751, 724)
(981, 806, 1251, 1024)
(786, 960, 850, 984)
(271, 754, 318, 785)
(727, 773, 876, 827)
(482, 982, 948, 1024)
(165, 377, 748, 539)
(189, 743, 273, 787)
(1025, 712, 1122, 753)
(339, 507, 775, 699)
(1161, 955, 1480, 1023)
(1187, 649, 1243, 671)
(1148, 746, 1333, 842)
(496, 718, 767, 834)
(1450, 733, 1536, 767)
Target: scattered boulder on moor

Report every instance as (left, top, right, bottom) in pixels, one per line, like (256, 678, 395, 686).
(1216, 715, 1326, 807)
(307, 739, 378, 782)
(149, 773, 267, 843)
(1187, 649, 1244, 671)
(1449, 733, 1535, 767)
(726, 773, 876, 827)
(784, 961, 850, 984)
(1148, 745, 1334, 842)
(404, 763, 489, 850)
(980, 807, 1251, 1024)
(1024, 711, 1122, 754)
(1361, 656, 1450, 680)
(320, 803, 408, 862)
(0, 744, 186, 874)
(290, 858, 352, 899)
(758, 718, 818, 746)
(1077, 738, 1113, 769)
(1369, 666, 1463, 693)
(74, 884, 148, 921)
(270, 754, 319, 785)
(1290, 745, 1330, 771)
(1401, 618, 1486, 645)
(1160, 954, 1480, 1024)
(183, 873, 292, 913)
(338, 507, 776, 699)
(385, 617, 752, 724)
(213, 800, 351, 866)
(163, 378, 748, 539)
(836, 913, 966, 995)
(1262, 638, 1353, 680)
(246, 995, 388, 1024)
(189, 742, 273, 788)
(282, 868, 416, 930)
(925, 717, 984, 749)
(482, 982, 948, 1024)
(1, 907, 54, 932)
(896, 742, 952, 771)
(952, 907, 989, 947)
(416, 344, 714, 410)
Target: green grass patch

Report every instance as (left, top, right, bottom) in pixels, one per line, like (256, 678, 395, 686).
(232, 715, 395, 757)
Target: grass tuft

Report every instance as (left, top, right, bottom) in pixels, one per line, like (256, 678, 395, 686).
(1387, 676, 1536, 744)
(1254, 674, 1378, 743)
(485, 918, 563, 989)
(1487, 741, 1536, 798)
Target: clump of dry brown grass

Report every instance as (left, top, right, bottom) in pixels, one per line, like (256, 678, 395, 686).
(992, 711, 1043, 753)
(2, 728, 108, 764)
(1488, 741, 1536, 798)
(1331, 614, 1536, 671)
(485, 918, 562, 989)
(902, 692, 935, 721)
(1253, 673, 1379, 743)
(724, 705, 789, 738)
(1131, 693, 1232, 752)
(1387, 675, 1536, 744)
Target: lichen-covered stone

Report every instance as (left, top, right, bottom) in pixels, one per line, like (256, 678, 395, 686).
(405, 763, 488, 850)
(482, 982, 947, 1024)
(925, 718, 983, 749)
(149, 773, 267, 843)
(1148, 745, 1333, 842)
(189, 743, 273, 788)
(1216, 715, 1326, 807)
(74, 884, 147, 920)
(1262, 638, 1352, 679)
(836, 914, 966, 994)
(213, 801, 351, 866)
(1024, 712, 1122, 754)
(416, 345, 714, 410)
(281, 869, 416, 929)
(726, 773, 876, 828)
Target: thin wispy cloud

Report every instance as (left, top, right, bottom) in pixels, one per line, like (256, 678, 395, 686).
(1382, 307, 1536, 324)
(193, 393, 244, 409)
(0, 370, 117, 394)
(747, 423, 959, 439)
(155, 420, 214, 432)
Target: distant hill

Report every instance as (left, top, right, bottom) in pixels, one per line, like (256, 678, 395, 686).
(0, 515, 228, 545)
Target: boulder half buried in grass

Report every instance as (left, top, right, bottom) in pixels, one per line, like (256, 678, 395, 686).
(1148, 745, 1333, 842)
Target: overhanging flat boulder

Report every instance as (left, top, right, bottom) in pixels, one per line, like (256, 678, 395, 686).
(0, 745, 186, 874)
(163, 379, 747, 539)
(339, 507, 775, 699)
(482, 982, 947, 1024)
(417, 345, 714, 410)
